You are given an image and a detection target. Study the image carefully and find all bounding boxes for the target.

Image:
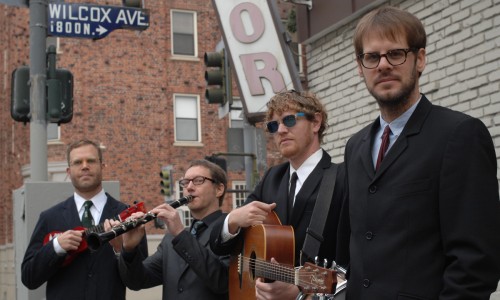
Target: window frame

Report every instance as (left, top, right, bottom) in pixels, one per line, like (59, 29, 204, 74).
(170, 9, 198, 58)
(232, 180, 247, 209)
(173, 93, 202, 144)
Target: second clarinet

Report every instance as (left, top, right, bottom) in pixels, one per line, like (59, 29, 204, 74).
(86, 195, 193, 251)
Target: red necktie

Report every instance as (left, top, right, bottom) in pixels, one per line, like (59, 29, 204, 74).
(375, 125, 391, 170)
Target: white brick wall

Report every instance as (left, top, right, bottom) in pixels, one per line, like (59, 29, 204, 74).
(306, 0, 500, 184)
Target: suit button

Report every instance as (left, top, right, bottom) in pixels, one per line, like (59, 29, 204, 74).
(369, 185, 377, 193)
(178, 287, 183, 292)
(365, 231, 374, 240)
(87, 273, 93, 278)
(363, 279, 370, 287)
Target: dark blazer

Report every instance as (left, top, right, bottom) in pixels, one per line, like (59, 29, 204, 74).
(344, 95, 500, 299)
(211, 150, 348, 266)
(21, 193, 148, 300)
(118, 210, 229, 300)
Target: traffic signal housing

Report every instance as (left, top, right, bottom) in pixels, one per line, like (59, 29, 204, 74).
(47, 68, 74, 124)
(11, 66, 31, 123)
(204, 50, 231, 105)
(160, 169, 173, 196)
(122, 0, 142, 7)
(11, 45, 74, 124)
(11, 67, 74, 124)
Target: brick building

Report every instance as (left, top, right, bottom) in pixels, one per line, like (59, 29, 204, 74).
(0, 0, 294, 298)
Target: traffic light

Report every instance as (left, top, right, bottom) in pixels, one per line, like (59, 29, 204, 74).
(122, 0, 142, 7)
(204, 50, 231, 105)
(11, 66, 30, 123)
(11, 46, 73, 124)
(10, 66, 73, 124)
(46, 45, 73, 124)
(46, 68, 73, 124)
(160, 169, 172, 196)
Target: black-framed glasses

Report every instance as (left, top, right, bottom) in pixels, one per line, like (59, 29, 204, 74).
(357, 48, 417, 69)
(266, 112, 306, 133)
(179, 176, 215, 188)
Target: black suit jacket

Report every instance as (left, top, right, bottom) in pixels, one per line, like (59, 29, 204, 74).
(344, 95, 500, 299)
(211, 150, 348, 266)
(119, 210, 229, 300)
(21, 193, 148, 300)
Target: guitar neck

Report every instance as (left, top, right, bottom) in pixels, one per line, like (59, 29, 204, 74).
(239, 255, 336, 294)
(83, 214, 120, 235)
(255, 262, 296, 284)
(83, 201, 146, 235)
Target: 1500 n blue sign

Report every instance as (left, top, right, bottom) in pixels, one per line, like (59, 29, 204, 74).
(48, 3, 149, 39)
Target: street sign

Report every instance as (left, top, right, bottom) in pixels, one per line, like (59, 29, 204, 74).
(48, 3, 149, 39)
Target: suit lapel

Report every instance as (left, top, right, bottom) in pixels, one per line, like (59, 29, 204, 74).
(373, 96, 433, 178)
(99, 193, 118, 224)
(275, 170, 290, 224)
(62, 196, 82, 228)
(360, 122, 377, 177)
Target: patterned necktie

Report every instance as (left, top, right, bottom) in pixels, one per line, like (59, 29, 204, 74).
(82, 201, 94, 228)
(375, 125, 391, 170)
(190, 220, 205, 237)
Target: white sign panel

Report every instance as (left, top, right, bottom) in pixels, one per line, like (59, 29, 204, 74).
(212, 0, 301, 123)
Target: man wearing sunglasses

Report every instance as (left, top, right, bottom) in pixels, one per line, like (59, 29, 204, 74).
(343, 6, 500, 299)
(210, 90, 348, 300)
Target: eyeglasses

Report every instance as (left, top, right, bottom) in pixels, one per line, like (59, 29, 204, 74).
(179, 176, 215, 188)
(357, 48, 417, 69)
(69, 158, 100, 167)
(266, 112, 306, 133)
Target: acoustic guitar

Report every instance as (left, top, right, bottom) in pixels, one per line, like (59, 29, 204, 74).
(229, 211, 337, 299)
(43, 201, 146, 266)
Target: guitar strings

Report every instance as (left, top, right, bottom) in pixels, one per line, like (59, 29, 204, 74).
(240, 256, 327, 290)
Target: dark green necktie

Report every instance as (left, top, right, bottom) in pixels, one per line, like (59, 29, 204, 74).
(82, 201, 94, 228)
(190, 220, 205, 237)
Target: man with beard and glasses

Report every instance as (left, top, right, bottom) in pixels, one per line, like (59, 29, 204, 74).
(21, 139, 147, 300)
(341, 6, 500, 299)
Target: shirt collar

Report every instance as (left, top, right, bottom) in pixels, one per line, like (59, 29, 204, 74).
(379, 94, 421, 136)
(74, 189, 107, 214)
(290, 148, 323, 184)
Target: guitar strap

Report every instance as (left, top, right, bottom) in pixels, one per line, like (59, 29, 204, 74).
(300, 163, 338, 265)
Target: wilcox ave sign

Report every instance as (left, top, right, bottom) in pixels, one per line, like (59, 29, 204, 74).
(48, 3, 149, 39)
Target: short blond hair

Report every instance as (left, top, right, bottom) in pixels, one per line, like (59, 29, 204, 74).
(265, 90, 328, 144)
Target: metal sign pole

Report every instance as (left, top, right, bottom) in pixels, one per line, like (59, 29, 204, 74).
(29, 0, 48, 181)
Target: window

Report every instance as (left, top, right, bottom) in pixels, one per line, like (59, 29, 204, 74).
(232, 181, 247, 208)
(174, 94, 200, 142)
(171, 10, 197, 57)
(47, 123, 60, 141)
(176, 182, 192, 228)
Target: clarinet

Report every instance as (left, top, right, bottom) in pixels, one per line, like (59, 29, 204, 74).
(86, 195, 193, 251)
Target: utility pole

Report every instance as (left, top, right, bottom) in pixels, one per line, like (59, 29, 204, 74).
(29, 0, 48, 181)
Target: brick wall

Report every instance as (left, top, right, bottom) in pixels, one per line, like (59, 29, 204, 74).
(306, 0, 500, 187)
(0, 0, 233, 247)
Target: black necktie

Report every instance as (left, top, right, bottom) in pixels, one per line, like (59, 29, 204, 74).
(376, 125, 391, 170)
(288, 172, 298, 222)
(82, 201, 94, 228)
(190, 220, 205, 237)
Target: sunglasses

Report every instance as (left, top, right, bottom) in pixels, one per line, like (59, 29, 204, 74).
(266, 112, 306, 133)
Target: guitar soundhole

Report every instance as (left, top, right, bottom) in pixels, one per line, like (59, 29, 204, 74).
(249, 251, 256, 279)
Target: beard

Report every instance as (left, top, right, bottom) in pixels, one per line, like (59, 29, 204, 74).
(368, 63, 418, 111)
